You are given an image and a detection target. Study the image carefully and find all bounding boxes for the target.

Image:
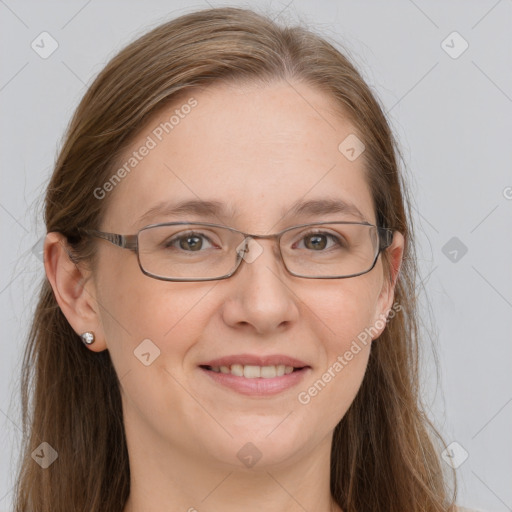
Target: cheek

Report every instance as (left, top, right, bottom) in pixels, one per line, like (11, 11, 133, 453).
(307, 273, 381, 346)
(294, 277, 380, 424)
(98, 278, 223, 371)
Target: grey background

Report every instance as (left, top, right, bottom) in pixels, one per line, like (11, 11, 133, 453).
(1, 1, 511, 511)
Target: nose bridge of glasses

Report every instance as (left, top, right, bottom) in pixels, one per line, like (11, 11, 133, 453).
(235, 232, 283, 266)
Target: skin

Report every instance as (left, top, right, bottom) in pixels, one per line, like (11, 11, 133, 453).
(45, 80, 403, 512)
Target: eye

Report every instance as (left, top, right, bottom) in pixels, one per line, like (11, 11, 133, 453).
(165, 232, 217, 252)
(294, 231, 346, 251)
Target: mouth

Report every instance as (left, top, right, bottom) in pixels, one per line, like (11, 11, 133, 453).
(198, 362, 311, 396)
(199, 363, 308, 378)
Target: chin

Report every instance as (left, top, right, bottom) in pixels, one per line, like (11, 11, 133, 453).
(197, 420, 314, 471)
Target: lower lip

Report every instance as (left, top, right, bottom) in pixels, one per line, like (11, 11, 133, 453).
(199, 366, 311, 396)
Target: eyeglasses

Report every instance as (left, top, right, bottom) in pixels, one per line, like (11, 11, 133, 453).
(78, 221, 394, 282)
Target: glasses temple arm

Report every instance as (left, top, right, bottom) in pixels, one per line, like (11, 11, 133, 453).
(378, 228, 395, 250)
(80, 229, 138, 251)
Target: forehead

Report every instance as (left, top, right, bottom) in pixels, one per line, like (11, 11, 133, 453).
(102, 80, 375, 231)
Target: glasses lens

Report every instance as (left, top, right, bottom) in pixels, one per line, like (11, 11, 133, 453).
(138, 223, 244, 280)
(280, 223, 379, 278)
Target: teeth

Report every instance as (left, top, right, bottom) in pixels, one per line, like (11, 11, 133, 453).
(260, 365, 276, 378)
(208, 364, 297, 378)
(231, 364, 244, 377)
(244, 365, 261, 378)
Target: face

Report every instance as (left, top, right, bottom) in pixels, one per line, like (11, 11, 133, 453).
(83, 80, 402, 471)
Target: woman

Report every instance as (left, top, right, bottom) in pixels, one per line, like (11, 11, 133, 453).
(14, 7, 460, 512)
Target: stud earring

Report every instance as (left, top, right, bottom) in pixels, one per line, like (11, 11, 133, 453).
(80, 331, 95, 345)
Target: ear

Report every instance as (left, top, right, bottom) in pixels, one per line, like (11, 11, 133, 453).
(43, 232, 107, 352)
(371, 230, 404, 338)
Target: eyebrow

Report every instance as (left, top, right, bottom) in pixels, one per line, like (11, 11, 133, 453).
(136, 197, 367, 226)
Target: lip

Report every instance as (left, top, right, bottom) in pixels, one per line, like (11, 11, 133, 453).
(199, 365, 311, 397)
(198, 353, 310, 368)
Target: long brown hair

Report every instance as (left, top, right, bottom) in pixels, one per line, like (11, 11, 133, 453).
(13, 7, 457, 511)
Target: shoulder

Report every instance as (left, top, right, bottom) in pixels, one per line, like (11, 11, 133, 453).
(456, 506, 488, 512)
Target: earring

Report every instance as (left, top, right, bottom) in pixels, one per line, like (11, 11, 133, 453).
(80, 331, 95, 345)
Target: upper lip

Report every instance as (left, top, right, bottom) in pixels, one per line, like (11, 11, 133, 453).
(199, 354, 310, 368)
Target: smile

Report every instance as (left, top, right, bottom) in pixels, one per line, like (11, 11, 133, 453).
(201, 364, 301, 378)
(199, 364, 311, 396)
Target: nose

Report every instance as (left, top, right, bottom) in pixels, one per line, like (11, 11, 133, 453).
(220, 237, 300, 335)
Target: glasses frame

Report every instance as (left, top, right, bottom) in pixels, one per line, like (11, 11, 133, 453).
(78, 220, 394, 282)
